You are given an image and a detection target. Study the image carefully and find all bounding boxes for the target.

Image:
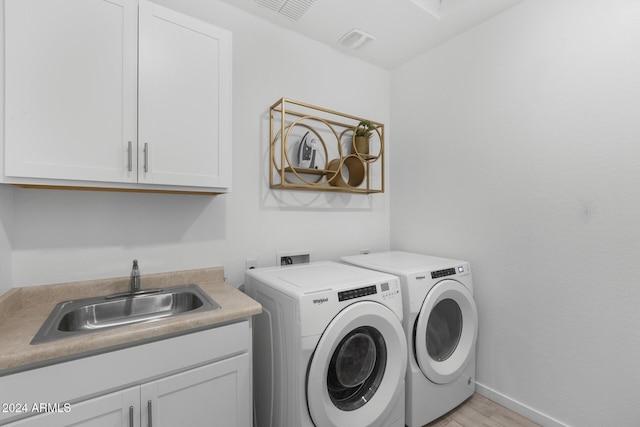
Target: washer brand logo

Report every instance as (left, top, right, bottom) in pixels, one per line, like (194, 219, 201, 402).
(313, 297, 329, 305)
(416, 275, 426, 280)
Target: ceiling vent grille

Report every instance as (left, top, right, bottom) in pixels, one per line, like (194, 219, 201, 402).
(338, 29, 376, 50)
(255, 0, 317, 21)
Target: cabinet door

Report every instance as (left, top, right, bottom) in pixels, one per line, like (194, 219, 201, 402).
(6, 387, 139, 427)
(141, 354, 251, 427)
(138, 0, 232, 189)
(4, 0, 138, 183)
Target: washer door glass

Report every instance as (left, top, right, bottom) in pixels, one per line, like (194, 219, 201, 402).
(414, 279, 477, 385)
(427, 298, 462, 362)
(327, 326, 386, 411)
(307, 301, 407, 427)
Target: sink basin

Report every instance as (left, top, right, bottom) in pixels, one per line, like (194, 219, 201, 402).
(31, 285, 220, 344)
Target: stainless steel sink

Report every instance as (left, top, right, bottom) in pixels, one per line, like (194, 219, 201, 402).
(31, 285, 220, 344)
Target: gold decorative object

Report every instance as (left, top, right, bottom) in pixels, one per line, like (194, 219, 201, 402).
(353, 136, 370, 157)
(270, 98, 384, 193)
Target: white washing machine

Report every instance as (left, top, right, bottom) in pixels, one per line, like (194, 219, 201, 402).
(342, 251, 478, 426)
(245, 261, 407, 427)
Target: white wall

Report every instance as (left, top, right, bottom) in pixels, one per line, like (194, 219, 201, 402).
(0, 186, 12, 291)
(0, 2, 10, 292)
(390, 0, 640, 425)
(0, 0, 391, 290)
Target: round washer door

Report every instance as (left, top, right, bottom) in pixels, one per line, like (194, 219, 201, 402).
(307, 301, 407, 427)
(414, 279, 478, 385)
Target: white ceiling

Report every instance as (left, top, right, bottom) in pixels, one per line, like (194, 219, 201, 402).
(219, 0, 526, 70)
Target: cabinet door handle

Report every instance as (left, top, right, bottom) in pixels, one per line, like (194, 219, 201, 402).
(143, 143, 149, 173)
(147, 400, 153, 427)
(128, 406, 134, 427)
(127, 141, 133, 172)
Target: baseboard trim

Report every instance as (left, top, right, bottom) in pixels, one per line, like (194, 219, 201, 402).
(475, 382, 570, 427)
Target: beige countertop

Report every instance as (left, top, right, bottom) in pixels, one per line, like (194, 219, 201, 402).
(0, 267, 262, 375)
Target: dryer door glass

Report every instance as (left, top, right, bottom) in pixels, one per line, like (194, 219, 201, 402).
(414, 279, 478, 385)
(427, 298, 462, 361)
(327, 326, 387, 411)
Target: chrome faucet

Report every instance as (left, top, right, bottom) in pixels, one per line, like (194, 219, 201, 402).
(130, 259, 141, 293)
(105, 260, 161, 299)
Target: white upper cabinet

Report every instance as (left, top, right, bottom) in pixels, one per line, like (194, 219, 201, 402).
(2, 0, 232, 193)
(138, 0, 232, 189)
(3, 0, 138, 184)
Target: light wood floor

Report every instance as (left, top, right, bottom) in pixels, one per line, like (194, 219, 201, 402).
(425, 393, 541, 427)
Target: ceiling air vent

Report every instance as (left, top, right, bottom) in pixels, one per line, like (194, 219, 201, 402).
(255, 0, 317, 21)
(337, 29, 376, 50)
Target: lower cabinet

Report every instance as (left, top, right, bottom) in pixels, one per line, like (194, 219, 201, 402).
(6, 388, 139, 427)
(0, 322, 252, 427)
(7, 354, 249, 427)
(142, 354, 249, 427)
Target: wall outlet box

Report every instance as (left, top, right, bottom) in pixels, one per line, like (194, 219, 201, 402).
(277, 251, 311, 266)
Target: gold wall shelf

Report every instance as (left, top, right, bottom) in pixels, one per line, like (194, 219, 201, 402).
(270, 98, 384, 194)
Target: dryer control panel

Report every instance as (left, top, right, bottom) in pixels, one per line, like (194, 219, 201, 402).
(431, 264, 469, 279)
(431, 268, 456, 279)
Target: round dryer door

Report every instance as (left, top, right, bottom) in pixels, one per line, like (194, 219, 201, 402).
(414, 279, 478, 385)
(307, 301, 407, 427)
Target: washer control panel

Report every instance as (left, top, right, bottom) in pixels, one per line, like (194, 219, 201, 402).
(338, 280, 400, 302)
(338, 285, 376, 301)
(380, 280, 401, 301)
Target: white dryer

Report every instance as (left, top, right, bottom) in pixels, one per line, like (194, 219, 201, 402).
(245, 261, 407, 427)
(342, 251, 478, 426)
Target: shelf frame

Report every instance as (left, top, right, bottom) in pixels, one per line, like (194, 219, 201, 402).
(269, 98, 384, 194)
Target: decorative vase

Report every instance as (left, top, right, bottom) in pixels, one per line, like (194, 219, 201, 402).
(353, 136, 370, 156)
